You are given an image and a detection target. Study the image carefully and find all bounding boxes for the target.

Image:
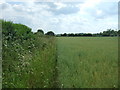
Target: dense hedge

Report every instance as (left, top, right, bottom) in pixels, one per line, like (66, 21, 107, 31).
(2, 20, 57, 88)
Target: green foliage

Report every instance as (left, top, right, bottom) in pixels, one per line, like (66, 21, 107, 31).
(2, 20, 16, 41)
(13, 24, 32, 40)
(2, 20, 56, 88)
(118, 30, 120, 36)
(57, 29, 118, 37)
(37, 29, 44, 34)
(45, 31, 55, 36)
(102, 29, 118, 36)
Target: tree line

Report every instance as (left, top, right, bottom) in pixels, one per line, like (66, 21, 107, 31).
(2, 19, 119, 38)
(56, 29, 120, 37)
(35, 29, 55, 36)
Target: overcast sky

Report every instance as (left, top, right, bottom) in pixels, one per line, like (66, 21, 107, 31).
(0, 0, 119, 34)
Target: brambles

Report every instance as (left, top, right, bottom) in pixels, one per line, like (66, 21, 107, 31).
(2, 20, 56, 88)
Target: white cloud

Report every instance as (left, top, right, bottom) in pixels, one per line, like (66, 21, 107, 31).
(54, 2, 66, 9)
(96, 10, 102, 15)
(0, 1, 118, 34)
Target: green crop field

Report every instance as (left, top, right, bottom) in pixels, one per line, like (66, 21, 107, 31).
(56, 37, 118, 88)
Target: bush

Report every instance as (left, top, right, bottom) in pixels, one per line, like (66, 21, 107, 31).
(45, 31, 55, 36)
(2, 20, 57, 88)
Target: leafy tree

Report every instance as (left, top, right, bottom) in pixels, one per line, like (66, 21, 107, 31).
(118, 30, 120, 36)
(37, 29, 44, 34)
(13, 23, 32, 40)
(61, 33, 67, 36)
(82, 33, 92, 36)
(101, 29, 118, 36)
(68, 33, 74, 37)
(74, 33, 80, 36)
(2, 20, 16, 41)
(45, 31, 55, 36)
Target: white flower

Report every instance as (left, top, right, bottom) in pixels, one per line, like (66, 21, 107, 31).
(41, 72, 44, 74)
(61, 84, 64, 87)
(44, 85, 46, 88)
(113, 85, 116, 88)
(22, 56, 25, 58)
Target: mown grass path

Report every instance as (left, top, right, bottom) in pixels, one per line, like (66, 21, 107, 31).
(56, 37, 118, 88)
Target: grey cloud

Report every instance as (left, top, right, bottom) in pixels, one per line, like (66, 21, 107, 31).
(34, 2, 80, 15)
(63, 2, 84, 5)
(50, 5, 80, 15)
(98, 2, 117, 15)
(13, 6, 23, 12)
(1, 3, 10, 10)
(34, 2, 57, 8)
(2, 1, 117, 34)
(51, 6, 80, 15)
(86, 2, 118, 19)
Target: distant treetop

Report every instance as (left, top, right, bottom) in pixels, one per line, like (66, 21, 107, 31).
(45, 31, 55, 36)
(37, 29, 44, 34)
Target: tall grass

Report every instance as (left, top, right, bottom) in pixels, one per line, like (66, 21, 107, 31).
(57, 37, 118, 88)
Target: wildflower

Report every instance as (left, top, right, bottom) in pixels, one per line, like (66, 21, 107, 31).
(44, 85, 46, 88)
(61, 84, 64, 87)
(4, 44, 7, 47)
(31, 71, 34, 74)
(22, 55, 25, 58)
(113, 85, 116, 88)
(41, 72, 44, 74)
(32, 44, 35, 47)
